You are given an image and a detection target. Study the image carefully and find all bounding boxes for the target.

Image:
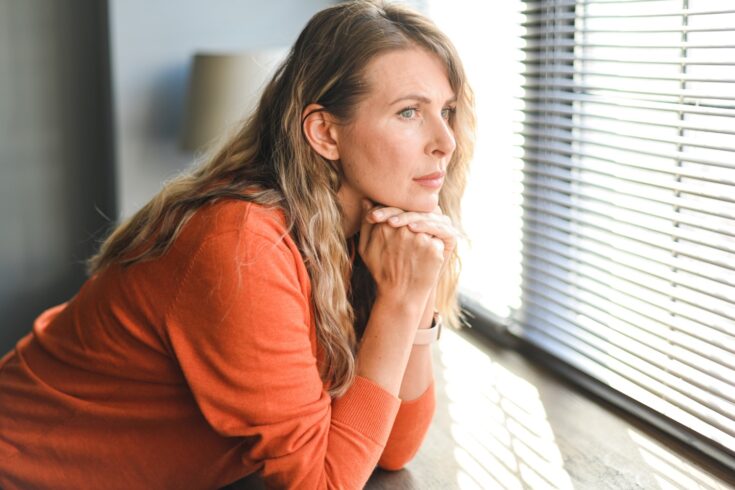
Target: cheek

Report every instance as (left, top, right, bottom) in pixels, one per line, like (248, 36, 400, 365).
(361, 125, 418, 171)
(344, 137, 411, 188)
(340, 126, 386, 175)
(338, 122, 428, 208)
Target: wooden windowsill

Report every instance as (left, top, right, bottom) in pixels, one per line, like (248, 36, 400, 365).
(228, 326, 734, 489)
(366, 326, 735, 489)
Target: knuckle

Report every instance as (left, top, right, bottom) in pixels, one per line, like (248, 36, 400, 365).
(415, 232, 431, 244)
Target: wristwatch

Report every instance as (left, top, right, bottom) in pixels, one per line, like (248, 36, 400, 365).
(413, 311, 443, 345)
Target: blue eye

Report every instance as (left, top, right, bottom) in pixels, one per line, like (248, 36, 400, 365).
(399, 108, 417, 119)
(441, 107, 456, 120)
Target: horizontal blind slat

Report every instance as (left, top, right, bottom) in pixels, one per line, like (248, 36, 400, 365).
(519, 317, 735, 450)
(516, 125, 735, 155)
(520, 198, 735, 328)
(521, 191, 735, 287)
(523, 9, 735, 23)
(523, 151, 735, 206)
(523, 0, 720, 13)
(520, 137, 735, 178)
(520, 275, 735, 402)
(524, 26, 735, 36)
(521, 232, 735, 358)
(524, 230, 735, 354)
(522, 114, 735, 139)
(523, 183, 735, 242)
(520, 78, 735, 102)
(523, 166, 735, 225)
(520, 90, 735, 117)
(521, 183, 735, 271)
(523, 39, 735, 50)
(522, 213, 735, 321)
(523, 52, 735, 66)
(523, 68, 735, 84)
(520, 304, 735, 437)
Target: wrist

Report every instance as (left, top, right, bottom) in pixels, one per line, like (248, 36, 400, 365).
(376, 285, 431, 309)
(413, 311, 442, 345)
(373, 291, 426, 321)
(418, 288, 438, 329)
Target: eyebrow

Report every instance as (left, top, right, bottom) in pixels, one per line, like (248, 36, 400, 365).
(389, 94, 457, 105)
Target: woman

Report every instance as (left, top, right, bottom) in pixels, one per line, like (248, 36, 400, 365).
(0, 1, 474, 488)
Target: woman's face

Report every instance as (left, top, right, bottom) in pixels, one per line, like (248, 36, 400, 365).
(335, 48, 457, 213)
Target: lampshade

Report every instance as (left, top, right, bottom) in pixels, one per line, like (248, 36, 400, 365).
(181, 49, 286, 151)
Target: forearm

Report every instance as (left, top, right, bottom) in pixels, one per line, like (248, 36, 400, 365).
(377, 289, 437, 470)
(398, 288, 436, 400)
(355, 292, 429, 397)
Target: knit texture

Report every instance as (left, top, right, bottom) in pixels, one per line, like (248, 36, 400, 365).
(0, 200, 435, 489)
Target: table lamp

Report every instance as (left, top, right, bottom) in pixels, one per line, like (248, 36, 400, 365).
(181, 49, 286, 152)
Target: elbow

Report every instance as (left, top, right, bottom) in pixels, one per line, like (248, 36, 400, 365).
(376, 451, 416, 472)
(377, 460, 407, 472)
(377, 461, 407, 472)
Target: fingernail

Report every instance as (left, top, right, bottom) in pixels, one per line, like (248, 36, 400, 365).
(372, 210, 383, 219)
(389, 216, 399, 224)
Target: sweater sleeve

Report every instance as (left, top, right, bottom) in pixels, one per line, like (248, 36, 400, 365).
(164, 228, 401, 489)
(377, 378, 436, 471)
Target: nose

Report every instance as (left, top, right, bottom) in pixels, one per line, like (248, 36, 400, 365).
(426, 113, 456, 158)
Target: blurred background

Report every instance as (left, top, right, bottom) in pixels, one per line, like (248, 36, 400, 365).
(0, 0, 334, 349)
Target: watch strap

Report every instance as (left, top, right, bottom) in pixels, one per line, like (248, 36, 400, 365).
(413, 311, 442, 345)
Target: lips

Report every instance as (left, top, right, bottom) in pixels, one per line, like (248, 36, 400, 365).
(413, 170, 445, 189)
(414, 170, 445, 181)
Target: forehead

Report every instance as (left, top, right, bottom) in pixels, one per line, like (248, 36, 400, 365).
(362, 48, 454, 102)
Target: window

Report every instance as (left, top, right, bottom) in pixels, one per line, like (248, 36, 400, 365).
(432, 0, 735, 471)
(427, 1, 526, 322)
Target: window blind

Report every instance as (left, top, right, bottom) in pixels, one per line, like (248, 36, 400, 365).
(518, 0, 735, 469)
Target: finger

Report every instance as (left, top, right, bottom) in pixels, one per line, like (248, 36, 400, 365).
(438, 210, 452, 224)
(361, 198, 376, 222)
(407, 222, 457, 256)
(386, 211, 447, 228)
(431, 206, 452, 224)
(366, 206, 405, 224)
(406, 220, 457, 242)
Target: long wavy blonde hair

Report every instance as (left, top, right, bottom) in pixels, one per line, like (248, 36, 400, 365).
(89, 0, 475, 398)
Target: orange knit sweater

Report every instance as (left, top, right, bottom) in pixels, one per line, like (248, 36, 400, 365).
(0, 200, 435, 489)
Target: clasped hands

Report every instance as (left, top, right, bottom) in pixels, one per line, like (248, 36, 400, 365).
(357, 199, 458, 303)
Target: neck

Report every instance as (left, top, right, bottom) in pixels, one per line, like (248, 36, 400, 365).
(337, 186, 365, 239)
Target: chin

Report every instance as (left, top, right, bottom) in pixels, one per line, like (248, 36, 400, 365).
(376, 195, 438, 213)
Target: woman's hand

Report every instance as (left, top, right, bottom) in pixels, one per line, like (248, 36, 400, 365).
(365, 203, 458, 268)
(358, 200, 445, 301)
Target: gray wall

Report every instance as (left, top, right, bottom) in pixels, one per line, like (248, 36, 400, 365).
(0, 0, 331, 352)
(0, 0, 115, 351)
(108, 0, 332, 218)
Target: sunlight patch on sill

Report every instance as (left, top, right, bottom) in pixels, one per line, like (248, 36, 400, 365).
(439, 327, 574, 489)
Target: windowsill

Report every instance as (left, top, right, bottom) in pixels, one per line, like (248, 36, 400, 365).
(366, 326, 735, 489)
(226, 324, 733, 489)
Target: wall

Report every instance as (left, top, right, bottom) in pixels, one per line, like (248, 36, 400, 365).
(0, 0, 331, 351)
(0, 0, 115, 350)
(108, 0, 332, 218)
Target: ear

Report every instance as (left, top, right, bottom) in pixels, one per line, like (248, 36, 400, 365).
(302, 103, 340, 161)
